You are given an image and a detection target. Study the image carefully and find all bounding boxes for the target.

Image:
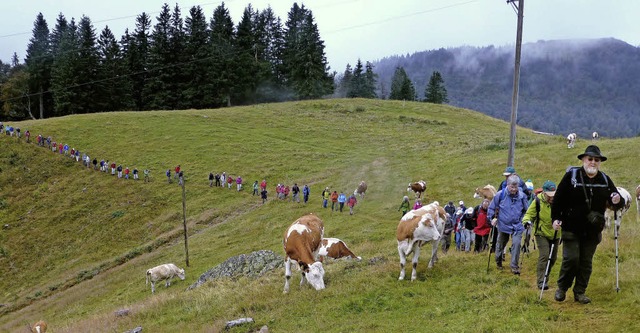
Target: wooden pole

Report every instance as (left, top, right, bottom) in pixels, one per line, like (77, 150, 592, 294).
(507, 0, 524, 168)
(182, 175, 189, 267)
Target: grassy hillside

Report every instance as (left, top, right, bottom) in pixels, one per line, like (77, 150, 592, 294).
(1, 99, 638, 332)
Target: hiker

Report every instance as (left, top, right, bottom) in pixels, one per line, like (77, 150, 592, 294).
(488, 174, 529, 275)
(552, 145, 623, 304)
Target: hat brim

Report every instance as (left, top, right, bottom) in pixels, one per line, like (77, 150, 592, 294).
(503, 172, 512, 176)
(544, 191, 556, 197)
(577, 153, 607, 161)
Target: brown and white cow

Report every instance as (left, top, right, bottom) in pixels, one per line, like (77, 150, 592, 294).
(636, 185, 640, 216)
(354, 181, 367, 199)
(30, 320, 47, 333)
(396, 201, 448, 281)
(146, 263, 186, 294)
(407, 180, 427, 198)
(473, 184, 497, 201)
(605, 187, 632, 230)
(283, 214, 325, 293)
(317, 238, 361, 262)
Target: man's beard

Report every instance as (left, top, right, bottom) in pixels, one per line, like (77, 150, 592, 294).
(585, 166, 598, 176)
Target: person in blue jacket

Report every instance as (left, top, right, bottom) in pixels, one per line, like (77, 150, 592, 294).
(488, 174, 530, 275)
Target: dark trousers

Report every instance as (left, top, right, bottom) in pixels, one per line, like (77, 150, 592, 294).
(474, 234, 489, 253)
(557, 231, 600, 295)
(536, 234, 559, 287)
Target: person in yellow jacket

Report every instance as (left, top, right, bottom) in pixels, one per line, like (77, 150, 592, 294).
(522, 180, 559, 290)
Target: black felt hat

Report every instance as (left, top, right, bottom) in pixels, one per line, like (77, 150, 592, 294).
(577, 145, 607, 162)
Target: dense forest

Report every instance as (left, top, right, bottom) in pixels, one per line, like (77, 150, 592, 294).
(373, 38, 640, 138)
(0, 2, 333, 119)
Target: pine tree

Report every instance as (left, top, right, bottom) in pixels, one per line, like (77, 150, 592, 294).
(209, 3, 236, 106)
(50, 17, 79, 115)
(145, 4, 174, 110)
(363, 61, 378, 99)
(183, 5, 213, 108)
(125, 12, 151, 110)
(424, 70, 448, 104)
(283, 3, 333, 99)
(389, 66, 415, 101)
(24, 13, 53, 119)
(254, 6, 288, 102)
(233, 5, 260, 105)
(347, 60, 364, 98)
(97, 26, 134, 111)
(336, 63, 353, 98)
(75, 15, 100, 114)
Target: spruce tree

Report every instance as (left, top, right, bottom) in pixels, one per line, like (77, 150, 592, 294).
(233, 5, 260, 105)
(389, 66, 415, 101)
(363, 61, 377, 99)
(337, 63, 353, 98)
(50, 18, 79, 115)
(424, 70, 448, 104)
(209, 3, 236, 106)
(125, 12, 151, 110)
(24, 13, 52, 118)
(75, 15, 100, 114)
(145, 4, 173, 110)
(347, 60, 364, 98)
(97, 26, 134, 111)
(254, 7, 288, 102)
(183, 5, 213, 108)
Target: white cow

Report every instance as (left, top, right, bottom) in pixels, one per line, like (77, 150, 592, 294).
(283, 214, 325, 293)
(567, 133, 577, 148)
(592, 131, 599, 141)
(396, 201, 448, 281)
(146, 263, 185, 294)
(605, 187, 632, 230)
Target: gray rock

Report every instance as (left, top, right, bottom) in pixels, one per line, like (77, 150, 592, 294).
(125, 326, 142, 333)
(187, 250, 283, 290)
(224, 317, 254, 330)
(115, 309, 130, 317)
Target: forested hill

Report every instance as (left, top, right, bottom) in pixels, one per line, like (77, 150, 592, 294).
(374, 38, 640, 138)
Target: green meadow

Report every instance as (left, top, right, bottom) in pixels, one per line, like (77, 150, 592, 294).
(0, 99, 638, 332)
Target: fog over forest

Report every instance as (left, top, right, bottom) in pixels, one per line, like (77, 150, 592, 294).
(373, 38, 640, 138)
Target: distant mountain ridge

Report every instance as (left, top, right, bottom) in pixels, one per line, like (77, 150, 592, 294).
(373, 38, 640, 138)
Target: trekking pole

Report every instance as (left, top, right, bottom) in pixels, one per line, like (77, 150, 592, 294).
(614, 211, 620, 292)
(486, 224, 496, 273)
(539, 230, 558, 301)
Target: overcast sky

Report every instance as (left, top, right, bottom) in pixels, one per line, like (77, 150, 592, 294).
(1, 0, 638, 72)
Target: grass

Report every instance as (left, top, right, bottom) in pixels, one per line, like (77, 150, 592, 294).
(0, 98, 639, 332)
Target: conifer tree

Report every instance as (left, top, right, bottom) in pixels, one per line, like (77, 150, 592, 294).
(24, 13, 53, 118)
(209, 3, 236, 106)
(50, 17, 79, 115)
(389, 66, 415, 101)
(183, 5, 213, 108)
(336, 63, 353, 98)
(75, 15, 100, 113)
(424, 70, 448, 104)
(254, 6, 288, 102)
(97, 26, 134, 111)
(125, 12, 151, 110)
(233, 5, 260, 105)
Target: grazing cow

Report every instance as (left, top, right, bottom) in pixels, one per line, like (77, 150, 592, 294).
(636, 185, 640, 215)
(396, 201, 448, 281)
(30, 320, 47, 333)
(354, 181, 367, 199)
(283, 214, 325, 293)
(566, 133, 577, 148)
(592, 131, 599, 141)
(317, 238, 361, 262)
(407, 180, 427, 198)
(473, 184, 497, 201)
(146, 263, 186, 294)
(605, 187, 632, 230)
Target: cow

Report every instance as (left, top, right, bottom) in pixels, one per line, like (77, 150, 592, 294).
(636, 185, 640, 216)
(396, 201, 448, 281)
(145, 263, 185, 294)
(592, 131, 599, 141)
(283, 214, 325, 293)
(566, 133, 577, 148)
(354, 181, 367, 199)
(407, 180, 427, 198)
(473, 184, 497, 201)
(605, 187, 632, 230)
(30, 320, 47, 333)
(317, 238, 361, 262)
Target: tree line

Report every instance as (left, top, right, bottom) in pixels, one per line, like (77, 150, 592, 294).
(0, 2, 336, 119)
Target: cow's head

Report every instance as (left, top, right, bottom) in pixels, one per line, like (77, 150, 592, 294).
(177, 268, 186, 280)
(305, 262, 325, 291)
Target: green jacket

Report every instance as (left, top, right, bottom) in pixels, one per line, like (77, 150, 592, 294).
(522, 192, 560, 240)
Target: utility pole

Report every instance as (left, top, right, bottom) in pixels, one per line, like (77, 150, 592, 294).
(507, 0, 524, 168)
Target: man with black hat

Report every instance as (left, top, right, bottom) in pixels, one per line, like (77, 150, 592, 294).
(551, 145, 623, 304)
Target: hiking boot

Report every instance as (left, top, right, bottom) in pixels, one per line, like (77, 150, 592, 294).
(496, 262, 504, 270)
(538, 284, 549, 290)
(511, 268, 520, 275)
(574, 293, 591, 304)
(554, 289, 566, 302)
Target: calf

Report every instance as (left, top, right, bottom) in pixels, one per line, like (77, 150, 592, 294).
(473, 184, 497, 201)
(592, 131, 599, 141)
(317, 238, 361, 262)
(605, 187, 632, 230)
(407, 180, 427, 198)
(566, 132, 577, 148)
(146, 263, 186, 294)
(30, 320, 47, 333)
(283, 214, 325, 293)
(354, 181, 367, 199)
(396, 201, 448, 281)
